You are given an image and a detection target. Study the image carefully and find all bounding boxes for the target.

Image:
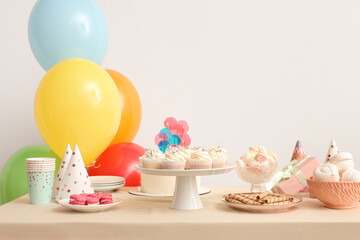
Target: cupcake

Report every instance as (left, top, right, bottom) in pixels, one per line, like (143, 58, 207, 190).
(139, 148, 164, 169)
(178, 147, 192, 169)
(209, 146, 228, 168)
(189, 150, 212, 169)
(163, 148, 186, 169)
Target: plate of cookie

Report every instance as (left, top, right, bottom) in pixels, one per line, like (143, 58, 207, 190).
(222, 192, 302, 213)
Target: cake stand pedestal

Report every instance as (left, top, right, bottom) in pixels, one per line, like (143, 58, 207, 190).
(135, 164, 235, 210)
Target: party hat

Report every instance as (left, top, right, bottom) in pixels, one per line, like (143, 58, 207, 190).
(56, 144, 94, 202)
(52, 144, 72, 198)
(291, 140, 306, 161)
(325, 138, 340, 163)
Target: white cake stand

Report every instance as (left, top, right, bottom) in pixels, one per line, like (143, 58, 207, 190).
(135, 164, 235, 210)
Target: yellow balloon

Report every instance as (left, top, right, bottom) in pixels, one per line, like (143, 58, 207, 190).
(34, 58, 122, 166)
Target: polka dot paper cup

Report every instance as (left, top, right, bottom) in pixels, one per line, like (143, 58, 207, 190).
(26, 170, 55, 205)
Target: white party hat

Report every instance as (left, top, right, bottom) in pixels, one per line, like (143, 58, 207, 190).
(325, 138, 340, 163)
(56, 144, 94, 202)
(52, 144, 72, 198)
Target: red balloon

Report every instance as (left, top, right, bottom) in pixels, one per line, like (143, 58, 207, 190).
(87, 143, 145, 187)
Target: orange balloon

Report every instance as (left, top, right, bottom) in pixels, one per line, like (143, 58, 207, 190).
(106, 69, 142, 144)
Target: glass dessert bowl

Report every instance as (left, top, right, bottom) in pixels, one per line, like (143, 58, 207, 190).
(236, 146, 277, 192)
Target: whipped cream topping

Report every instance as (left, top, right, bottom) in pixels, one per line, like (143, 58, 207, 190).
(164, 148, 187, 162)
(209, 146, 228, 159)
(140, 148, 164, 160)
(177, 147, 192, 159)
(191, 147, 206, 153)
(191, 150, 211, 161)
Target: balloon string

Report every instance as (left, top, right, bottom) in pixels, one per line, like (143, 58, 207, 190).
(87, 160, 101, 169)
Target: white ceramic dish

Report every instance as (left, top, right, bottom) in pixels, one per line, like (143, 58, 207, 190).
(135, 163, 235, 176)
(221, 196, 302, 213)
(136, 164, 235, 210)
(129, 186, 211, 197)
(93, 183, 125, 192)
(58, 198, 123, 212)
(90, 176, 125, 184)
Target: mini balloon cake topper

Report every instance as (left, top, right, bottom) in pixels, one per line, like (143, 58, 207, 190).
(154, 117, 191, 153)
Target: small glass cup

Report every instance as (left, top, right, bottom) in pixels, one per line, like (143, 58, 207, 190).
(236, 159, 277, 192)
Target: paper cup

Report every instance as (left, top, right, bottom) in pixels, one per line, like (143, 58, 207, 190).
(26, 170, 55, 205)
(26, 158, 55, 164)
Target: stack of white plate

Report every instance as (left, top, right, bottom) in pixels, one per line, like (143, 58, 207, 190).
(89, 176, 125, 192)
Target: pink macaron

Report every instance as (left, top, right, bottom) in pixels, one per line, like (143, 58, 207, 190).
(100, 193, 113, 205)
(86, 196, 100, 205)
(69, 194, 86, 205)
(88, 192, 103, 199)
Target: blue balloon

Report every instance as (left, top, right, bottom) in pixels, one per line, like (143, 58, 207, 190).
(169, 134, 181, 145)
(28, 0, 108, 71)
(158, 141, 170, 153)
(159, 128, 171, 137)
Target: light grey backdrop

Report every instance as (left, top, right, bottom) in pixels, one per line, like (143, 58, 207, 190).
(1, 0, 359, 186)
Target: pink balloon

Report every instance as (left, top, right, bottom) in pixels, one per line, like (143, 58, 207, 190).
(164, 117, 177, 130)
(178, 120, 189, 132)
(180, 133, 191, 147)
(171, 123, 185, 135)
(170, 144, 180, 148)
(154, 133, 169, 145)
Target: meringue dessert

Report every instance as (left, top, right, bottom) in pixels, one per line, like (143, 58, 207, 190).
(328, 152, 354, 175)
(313, 163, 340, 182)
(312, 139, 357, 182)
(341, 168, 360, 182)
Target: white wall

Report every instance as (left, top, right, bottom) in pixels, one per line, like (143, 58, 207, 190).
(1, 0, 360, 186)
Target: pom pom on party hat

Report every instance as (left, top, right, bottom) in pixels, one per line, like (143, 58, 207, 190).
(56, 144, 94, 202)
(52, 144, 72, 198)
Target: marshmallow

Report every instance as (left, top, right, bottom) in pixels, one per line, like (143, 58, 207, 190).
(313, 163, 340, 182)
(328, 152, 354, 172)
(341, 168, 360, 182)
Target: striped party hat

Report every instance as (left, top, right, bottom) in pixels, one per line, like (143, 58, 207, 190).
(291, 140, 305, 161)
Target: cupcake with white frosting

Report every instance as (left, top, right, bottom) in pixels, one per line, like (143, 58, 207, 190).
(177, 147, 192, 169)
(163, 148, 186, 169)
(209, 146, 228, 168)
(139, 148, 164, 169)
(189, 150, 212, 169)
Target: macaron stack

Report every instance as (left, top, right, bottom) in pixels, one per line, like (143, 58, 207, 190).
(69, 192, 113, 205)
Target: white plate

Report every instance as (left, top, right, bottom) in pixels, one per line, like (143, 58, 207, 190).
(129, 186, 211, 197)
(221, 196, 302, 213)
(135, 163, 236, 176)
(93, 182, 125, 192)
(92, 182, 125, 187)
(58, 198, 123, 212)
(90, 176, 125, 184)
